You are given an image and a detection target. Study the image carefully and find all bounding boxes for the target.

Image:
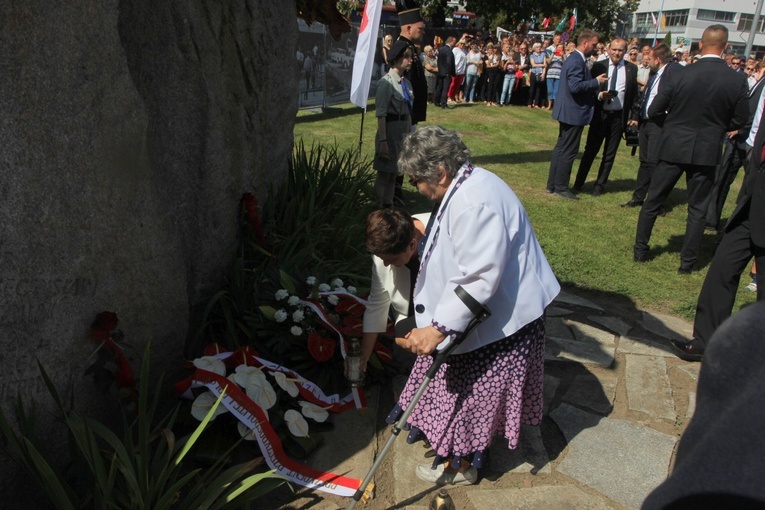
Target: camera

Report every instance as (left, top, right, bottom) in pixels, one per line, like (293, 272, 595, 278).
(624, 124, 639, 147)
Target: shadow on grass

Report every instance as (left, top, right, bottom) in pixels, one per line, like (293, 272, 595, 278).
(644, 232, 721, 271)
(472, 150, 554, 166)
(295, 105, 365, 124)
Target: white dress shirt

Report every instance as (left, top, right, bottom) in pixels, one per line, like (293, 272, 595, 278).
(747, 88, 765, 147)
(603, 59, 626, 111)
(644, 62, 668, 118)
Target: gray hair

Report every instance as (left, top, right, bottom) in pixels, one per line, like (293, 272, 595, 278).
(398, 126, 471, 181)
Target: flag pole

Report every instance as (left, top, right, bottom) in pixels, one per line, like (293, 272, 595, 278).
(652, 0, 666, 46)
(358, 109, 365, 155)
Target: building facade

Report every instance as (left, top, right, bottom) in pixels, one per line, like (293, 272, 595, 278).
(631, 0, 765, 57)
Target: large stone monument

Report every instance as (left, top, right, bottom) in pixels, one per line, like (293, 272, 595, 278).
(0, 0, 298, 500)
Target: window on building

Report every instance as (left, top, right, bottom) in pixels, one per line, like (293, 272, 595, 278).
(697, 9, 735, 22)
(738, 13, 765, 33)
(664, 9, 689, 27)
(635, 12, 653, 27)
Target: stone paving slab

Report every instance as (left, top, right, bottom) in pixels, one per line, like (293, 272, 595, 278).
(554, 291, 605, 311)
(625, 355, 676, 421)
(562, 370, 618, 415)
(675, 363, 701, 381)
(640, 311, 693, 342)
(546, 320, 617, 369)
(589, 316, 632, 337)
(488, 425, 551, 475)
(547, 306, 574, 317)
(468, 485, 618, 509)
(544, 374, 561, 415)
(617, 336, 674, 357)
(551, 404, 676, 510)
(687, 392, 696, 420)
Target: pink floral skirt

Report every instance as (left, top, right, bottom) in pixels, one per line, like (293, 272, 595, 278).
(386, 316, 545, 469)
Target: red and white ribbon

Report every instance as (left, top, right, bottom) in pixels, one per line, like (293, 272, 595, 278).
(183, 369, 362, 497)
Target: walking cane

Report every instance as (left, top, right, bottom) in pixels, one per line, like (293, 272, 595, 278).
(347, 285, 491, 509)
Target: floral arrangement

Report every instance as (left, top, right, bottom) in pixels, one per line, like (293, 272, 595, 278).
(177, 343, 370, 497)
(254, 274, 393, 395)
(84, 311, 137, 409)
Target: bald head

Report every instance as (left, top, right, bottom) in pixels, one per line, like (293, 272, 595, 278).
(700, 24, 729, 55)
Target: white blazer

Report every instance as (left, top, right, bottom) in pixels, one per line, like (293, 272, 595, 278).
(363, 213, 430, 334)
(414, 165, 560, 354)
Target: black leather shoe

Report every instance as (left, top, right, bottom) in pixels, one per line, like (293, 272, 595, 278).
(621, 199, 644, 208)
(554, 190, 580, 200)
(677, 266, 693, 275)
(670, 338, 704, 362)
(545, 187, 554, 194)
(592, 188, 603, 197)
(634, 253, 648, 263)
(572, 185, 583, 193)
(658, 206, 667, 217)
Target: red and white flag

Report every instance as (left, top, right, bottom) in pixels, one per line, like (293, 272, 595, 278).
(350, 0, 383, 109)
(651, 12, 658, 26)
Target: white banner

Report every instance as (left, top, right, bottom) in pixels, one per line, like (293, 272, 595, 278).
(350, 0, 383, 109)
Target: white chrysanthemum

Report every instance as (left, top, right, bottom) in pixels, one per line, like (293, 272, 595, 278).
(292, 310, 305, 322)
(327, 295, 339, 305)
(274, 309, 288, 323)
(192, 356, 226, 376)
(245, 377, 277, 410)
(332, 278, 344, 288)
(299, 401, 329, 423)
(273, 372, 300, 397)
(306, 276, 316, 285)
(347, 286, 357, 294)
(190, 392, 228, 422)
(233, 365, 267, 389)
(318, 283, 331, 292)
(287, 295, 301, 306)
(284, 409, 310, 437)
(275, 289, 289, 300)
(291, 326, 303, 336)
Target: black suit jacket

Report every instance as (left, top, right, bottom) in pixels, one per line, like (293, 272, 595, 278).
(437, 45, 455, 77)
(590, 59, 639, 127)
(631, 61, 681, 127)
(729, 112, 765, 247)
(648, 58, 749, 166)
(734, 78, 765, 149)
(398, 35, 428, 124)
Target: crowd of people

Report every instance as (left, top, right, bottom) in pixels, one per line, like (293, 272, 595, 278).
(362, 0, 764, 502)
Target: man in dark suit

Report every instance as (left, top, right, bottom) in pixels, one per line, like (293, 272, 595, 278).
(671, 94, 765, 361)
(546, 29, 608, 200)
(434, 36, 456, 108)
(573, 38, 639, 196)
(633, 25, 749, 273)
(622, 44, 678, 208)
(705, 72, 765, 231)
(396, 0, 427, 124)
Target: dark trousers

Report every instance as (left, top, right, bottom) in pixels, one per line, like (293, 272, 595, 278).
(574, 110, 624, 192)
(631, 120, 662, 202)
(547, 122, 584, 193)
(693, 214, 765, 346)
(528, 74, 546, 107)
(633, 161, 716, 269)
(705, 140, 749, 230)
(434, 75, 450, 106)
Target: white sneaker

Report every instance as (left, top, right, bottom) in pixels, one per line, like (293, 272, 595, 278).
(745, 282, 758, 292)
(415, 462, 478, 486)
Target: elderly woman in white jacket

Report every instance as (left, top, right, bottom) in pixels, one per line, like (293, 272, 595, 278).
(360, 209, 429, 372)
(390, 125, 560, 486)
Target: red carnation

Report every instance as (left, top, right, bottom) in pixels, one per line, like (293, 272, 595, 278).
(95, 311, 119, 331)
(307, 332, 336, 362)
(241, 193, 266, 247)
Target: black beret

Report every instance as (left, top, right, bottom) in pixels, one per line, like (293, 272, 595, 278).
(387, 40, 410, 65)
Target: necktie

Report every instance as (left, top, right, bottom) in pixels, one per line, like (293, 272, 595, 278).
(400, 79, 412, 115)
(642, 72, 657, 118)
(610, 62, 618, 91)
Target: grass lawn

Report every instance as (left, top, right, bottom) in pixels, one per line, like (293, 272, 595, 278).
(294, 101, 756, 321)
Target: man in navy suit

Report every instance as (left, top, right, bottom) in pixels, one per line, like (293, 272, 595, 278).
(434, 36, 456, 108)
(573, 37, 639, 196)
(633, 25, 748, 273)
(546, 29, 608, 200)
(672, 93, 765, 361)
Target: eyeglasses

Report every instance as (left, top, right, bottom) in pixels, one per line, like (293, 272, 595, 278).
(747, 67, 755, 71)
(408, 176, 422, 187)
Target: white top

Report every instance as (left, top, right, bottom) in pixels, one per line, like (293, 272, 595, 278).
(413, 165, 560, 355)
(363, 213, 430, 333)
(453, 46, 467, 75)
